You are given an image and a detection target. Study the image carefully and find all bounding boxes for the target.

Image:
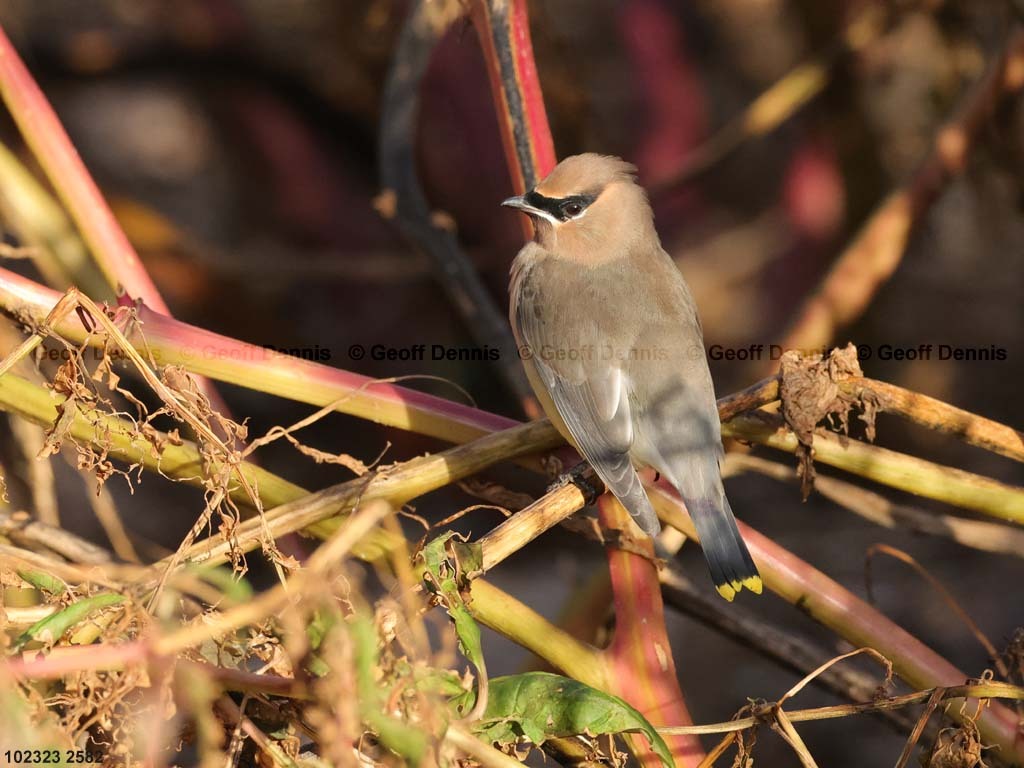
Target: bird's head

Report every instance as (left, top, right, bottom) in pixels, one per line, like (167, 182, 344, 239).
(502, 154, 654, 258)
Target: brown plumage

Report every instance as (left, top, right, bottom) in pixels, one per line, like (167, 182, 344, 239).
(504, 153, 761, 600)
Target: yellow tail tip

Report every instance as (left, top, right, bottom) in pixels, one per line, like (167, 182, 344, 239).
(715, 583, 737, 602)
(715, 576, 763, 601)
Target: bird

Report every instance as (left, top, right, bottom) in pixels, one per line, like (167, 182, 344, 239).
(503, 153, 761, 601)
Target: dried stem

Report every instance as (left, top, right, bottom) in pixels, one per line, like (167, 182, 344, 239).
(659, 566, 920, 736)
(856, 378, 1024, 463)
(723, 411, 1024, 524)
(446, 722, 533, 768)
(478, 470, 593, 571)
(659, 681, 1024, 735)
(864, 544, 1010, 681)
(152, 500, 393, 656)
(5, 273, 1020, 513)
(728, 454, 1024, 558)
(4, 335, 1022, 757)
(0, 510, 112, 565)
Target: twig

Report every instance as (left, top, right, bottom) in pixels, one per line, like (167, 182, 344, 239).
(720, 372, 1024, 465)
(146, 418, 561, 578)
(152, 500, 392, 656)
(180, 660, 308, 700)
(5, 637, 148, 680)
(0, 140, 109, 298)
(894, 687, 946, 768)
(0, 370, 315, 523)
(0, 29, 161, 308)
(214, 696, 300, 768)
(2, 264, 1022, 762)
(0, 509, 112, 564)
(772, 707, 818, 768)
(478, 468, 596, 571)
(777, 648, 892, 707)
(695, 733, 736, 768)
(727, 453, 1024, 558)
(0, 543, 129, 589)
(716, 374, 780, 421)
(6, 269, 1021, 481)
(723, 410, 1024, 524)
(379, 0, 539, 418)
(660, 566, 920, 736)
(7, 296, 1022, 530)
(658, 681, 1024, 735)
(86, 483, 139, 563)
(470, 576, 608, 679)
(864, 544, 1011, 681)
(599, 496, 703, 766)
(4, 334, 1022, 758)
(852, 377, 1024, 463)
(7, 417, 59, 526)
(0, 264, 521, 444)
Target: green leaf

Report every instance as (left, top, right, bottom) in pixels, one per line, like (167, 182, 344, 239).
(17, 569, 67, 597)
(465, 672, 675, 768)
(413, 667, 467, 699)
(418, 532, 487, 689)
(13, 592, 125, 651)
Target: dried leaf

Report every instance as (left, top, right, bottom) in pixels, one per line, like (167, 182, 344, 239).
(283, 432, 369, 474)
(778, 343, 865, 499)
(926, 722, 984, 767)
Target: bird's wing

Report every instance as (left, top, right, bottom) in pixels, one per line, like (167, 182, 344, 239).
(512, 261, 659, 535)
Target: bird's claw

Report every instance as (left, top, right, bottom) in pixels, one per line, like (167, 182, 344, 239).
(547, 463, 599, 506)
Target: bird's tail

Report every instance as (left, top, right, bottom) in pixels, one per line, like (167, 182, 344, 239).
(687, 494, 761, 601)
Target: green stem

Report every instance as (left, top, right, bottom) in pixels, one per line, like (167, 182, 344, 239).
(723, 412, 1024, 524)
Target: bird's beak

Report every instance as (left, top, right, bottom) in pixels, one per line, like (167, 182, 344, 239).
(501, 195, 544, 216)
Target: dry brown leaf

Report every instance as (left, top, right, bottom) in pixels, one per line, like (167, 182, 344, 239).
(778, 343, 871, 498)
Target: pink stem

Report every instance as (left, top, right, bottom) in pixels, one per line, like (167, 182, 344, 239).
(0, 265, 517, 444)
(600, 496, 704, 766)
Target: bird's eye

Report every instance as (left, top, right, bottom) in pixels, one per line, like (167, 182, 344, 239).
(562, 201, 583, 217)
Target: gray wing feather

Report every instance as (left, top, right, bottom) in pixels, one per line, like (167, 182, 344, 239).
(513, 264, 660, 535)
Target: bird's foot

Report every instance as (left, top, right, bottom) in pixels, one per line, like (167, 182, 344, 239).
(547, 462, 600, 506)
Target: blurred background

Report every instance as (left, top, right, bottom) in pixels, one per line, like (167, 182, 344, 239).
(1, 0, 1022, 764)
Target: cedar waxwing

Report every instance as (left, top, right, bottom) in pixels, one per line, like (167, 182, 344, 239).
(504, 153, 761, 600)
